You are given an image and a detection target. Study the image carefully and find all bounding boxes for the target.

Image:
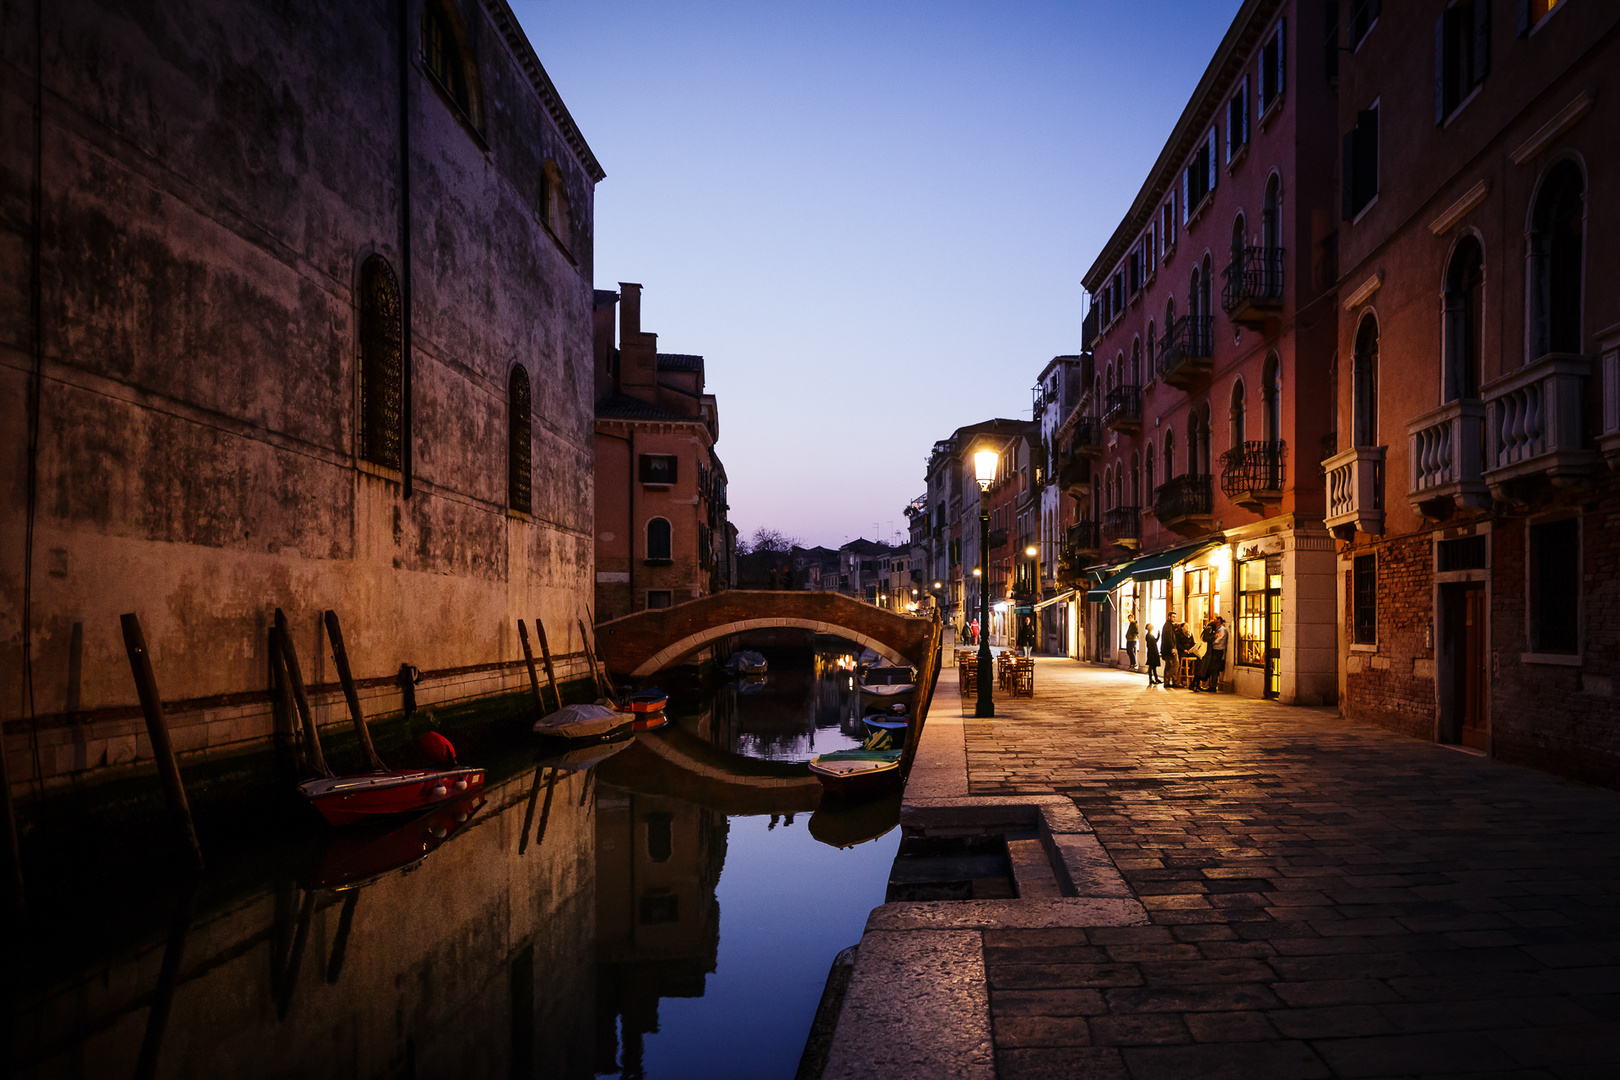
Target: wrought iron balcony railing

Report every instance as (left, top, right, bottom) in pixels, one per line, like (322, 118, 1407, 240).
(1063, 520, 1100, 555)
(985, 527, 1010, 550)
(1101, 506, 1141, 546)
(1153, 472, 1214, 522)
(1069, 416, 1105, 458)
(1220, 246, 1284, 326)
(1219, 440, 1287, 503)
(1103, 385, 1142, 430)
(1057, 453, 1092, 491)
(1156, 315, 1214, 387)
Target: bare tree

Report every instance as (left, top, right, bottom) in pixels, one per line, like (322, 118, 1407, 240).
(747, 527, 801, 553)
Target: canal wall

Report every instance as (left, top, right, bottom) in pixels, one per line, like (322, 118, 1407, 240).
(1, 1, 604, 800)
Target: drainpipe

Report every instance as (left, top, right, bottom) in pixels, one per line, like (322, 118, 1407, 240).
(397, 0, 414, 497)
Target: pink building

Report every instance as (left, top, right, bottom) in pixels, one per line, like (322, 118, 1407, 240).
(1075, 0, 1339, 703)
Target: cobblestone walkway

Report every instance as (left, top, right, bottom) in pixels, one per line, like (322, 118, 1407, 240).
(962, 659, 1620, 1079)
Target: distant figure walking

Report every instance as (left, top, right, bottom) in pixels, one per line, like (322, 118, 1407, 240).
(1144, 624, 1161, 686)
(1125, 612, 1140, 670)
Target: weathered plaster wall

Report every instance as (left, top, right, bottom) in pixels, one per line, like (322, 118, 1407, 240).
(0, 0, 602, 793)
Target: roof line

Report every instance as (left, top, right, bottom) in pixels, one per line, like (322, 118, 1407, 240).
(484, 0, 607, 183)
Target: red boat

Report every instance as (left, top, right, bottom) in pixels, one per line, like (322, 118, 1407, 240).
(298, 767, 486, 827)
(303, 792, 486, 890)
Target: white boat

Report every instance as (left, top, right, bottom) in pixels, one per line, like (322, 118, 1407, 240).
(532, 703, 633, 744)
(858, 664, 915, 708)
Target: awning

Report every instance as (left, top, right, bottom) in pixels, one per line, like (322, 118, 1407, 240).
(1127, 539, 1224, 581)
(1085, 563, 1133, 600)
(1033, 589, 1076, 611)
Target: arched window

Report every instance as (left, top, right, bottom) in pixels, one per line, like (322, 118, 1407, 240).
(541, 160, 572, 253)
(1262, 353, 1282, 442)
(1262, 173, 1282, 250)
(1114, 466, 1123, 509)
(1443, 236, 1484, 401)
(1130, 338, 1142, 387)
(646, 517, 673, 561)
(1104, 465, 1114, 510)
(1353, 314, 1379, 447)
(358, 255, 403, 470)
(1146, 320, 1157, 376)
(1198, 406, 1212, 475)
(423, 0, 481, 126)
(1130, 452, 1140, 507)
(1187, 414, 1199, 475)
(1145, 441, 1156, 503)
(508, 365, 531, 513)
(1092, 374, 1103, 413)
(1200, 254, 1213, 320)
(1231, 212, 1247, 268)
(1528, 160, 1584, 360)
(1230, 379, 1247, 449)
(1163, 429, 1175, 481)
(1189, 267, 1202, 321)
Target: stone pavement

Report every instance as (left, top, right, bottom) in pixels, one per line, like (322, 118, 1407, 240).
(967, 658, 1620, 1079)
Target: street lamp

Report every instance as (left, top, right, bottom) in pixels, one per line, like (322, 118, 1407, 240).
(1024, 544, 1040, 654)
(973, 447, 998, 718)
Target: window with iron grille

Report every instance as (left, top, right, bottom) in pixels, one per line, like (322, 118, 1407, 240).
(1529, 518, 1579, 654)
(1353, 554, 1377, 645)
(639, 454, 677, 486)
(358, 255, 403, 471)
(1437, 535, 1486, 572)
(508, 366, 531, 513)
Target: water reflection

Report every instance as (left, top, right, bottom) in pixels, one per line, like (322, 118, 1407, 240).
(10, 645, 898, 1080)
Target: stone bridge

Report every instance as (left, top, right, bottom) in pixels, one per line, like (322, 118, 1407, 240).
(594, 590, 938, 678)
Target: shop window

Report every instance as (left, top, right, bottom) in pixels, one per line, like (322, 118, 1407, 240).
(358, 255, 404, 470)
(508, 365, 531, 513)
(1238, 559, 1268, 665)
(646, 518, 672, 562)
(1529, 518, 1579, 654)
(1185, 566, 1214, 632)
(1352, 553, 1377, 645)
(639, 454, 678, 486)
(1259, 18, 1287, 113)
(1436, 1, 1490, 122)
(1342, 104, 1379, 219)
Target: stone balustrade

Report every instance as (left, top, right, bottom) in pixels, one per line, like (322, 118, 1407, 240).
(1323, 445, 1385, 538)
(1406, 399, 1488, 516)
(1481, 352, 1592, 499)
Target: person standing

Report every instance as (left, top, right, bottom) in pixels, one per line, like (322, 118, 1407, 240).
(1206, 615, 1229, 692)
(1144, 623, 1161, 686)
(1160, 610, 1180, 688)
(1125, 611, 1140, 670)
(1192, 616, 1217, 692)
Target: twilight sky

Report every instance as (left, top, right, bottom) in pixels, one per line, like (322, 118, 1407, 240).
(515, 0, 1242, 549)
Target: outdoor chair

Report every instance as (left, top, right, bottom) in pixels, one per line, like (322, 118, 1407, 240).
(1011, 658, 1035, 697)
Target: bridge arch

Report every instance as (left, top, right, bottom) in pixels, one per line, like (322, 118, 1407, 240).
(594, 590, 937, 679)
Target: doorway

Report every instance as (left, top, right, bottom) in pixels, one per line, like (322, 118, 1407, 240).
(1439, 582, 1488, 749)
(1264, 557, 1283, 699)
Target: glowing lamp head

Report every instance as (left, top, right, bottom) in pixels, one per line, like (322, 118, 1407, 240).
(973, 448, 998, 490)
(972, 567, 982, 577)
(1025, 546, 1038, 557)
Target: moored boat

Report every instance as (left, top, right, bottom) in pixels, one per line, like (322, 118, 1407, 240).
(630, 711, 669, 732)
(533, 702, 634, 744)
(612, 688, 668, 714)
(858, 664, 915, 708)
(298, 766, 486, 827)
(727, 650, 769, 676)
(304, 791, 486, 889)
(808, 748, 903, 800)
(861, 713, 910, 748)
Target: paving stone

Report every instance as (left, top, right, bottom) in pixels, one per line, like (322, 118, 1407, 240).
(1270, 978, 1402, 1007)
(991, 1015, 1092, 1048)
(1183, 1010, 1281, 1042)
(1104, 984, 1282, 1013)
(1087, 1012, 1191, 1046)
(995, 1046, 1128, 1080)
(1311, 1032, 1521, 1076)
(1119, 1040, 1331, 1080)
(987, 963, 1144, 990)
(989, 988, 1108, 1017)
(1266, 1004, 1397, 1039)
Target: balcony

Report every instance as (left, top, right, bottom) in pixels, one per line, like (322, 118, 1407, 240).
(1101, 506, 1141, 550)
(1219, 441, 1287, 513)
(1323, 445, 1386, 539)
(1061, 520, 1100, 562)
(986, 527, 1010, 550)
(1070, 416, 1105, 459)
(1153, 473, 1216, 537)
(1220, 246, 1284, 329)
(1057, 453, 1092, 496)
(1480, 352, 1594, 505)
(1406, 400, 1488, 519)
(1156, 315, 1214, 388)
(1103, 385, 1142, 433)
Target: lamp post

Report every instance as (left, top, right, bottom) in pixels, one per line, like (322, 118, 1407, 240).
(973, 448, 998, 718)
(1025, 544, 1040, 654)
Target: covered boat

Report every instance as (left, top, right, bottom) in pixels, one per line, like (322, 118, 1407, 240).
(727, 650, 768, 676)
(532, 702, 634, 744)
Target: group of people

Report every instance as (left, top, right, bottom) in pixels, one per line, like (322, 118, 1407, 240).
(1125, 610, 1228, 692)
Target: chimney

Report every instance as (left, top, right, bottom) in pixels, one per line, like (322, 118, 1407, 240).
(618, 282, 658, 402)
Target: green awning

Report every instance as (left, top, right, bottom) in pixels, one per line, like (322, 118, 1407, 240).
(1085, 562, 1134, 600)
(1128, 539, 1224, 581)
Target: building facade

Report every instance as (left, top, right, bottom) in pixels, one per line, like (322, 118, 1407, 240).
(1076, 0, 1340, 703)
(1, 0, 602, 796)
(1327, 0, 1620, 783)
(593, 284, 732, 621)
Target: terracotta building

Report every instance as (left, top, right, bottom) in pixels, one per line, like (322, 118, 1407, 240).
(1075, 0, 1340, 703)
(593, 284, 732, 621)
(1327, 0, 1620, 784)
(1, 0, 602, 797)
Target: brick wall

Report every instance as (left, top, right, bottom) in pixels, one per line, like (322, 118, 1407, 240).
(1490, 490, 1620, 789)
(1343, 533, 1435, 739)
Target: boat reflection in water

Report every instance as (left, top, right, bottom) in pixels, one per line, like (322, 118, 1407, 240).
(10, 643, 899, 1080)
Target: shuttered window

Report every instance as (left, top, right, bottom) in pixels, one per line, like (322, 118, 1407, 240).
(1341, 105, 1379, 219)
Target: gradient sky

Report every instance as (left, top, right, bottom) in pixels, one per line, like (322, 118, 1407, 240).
(515, 1, 1242, 549)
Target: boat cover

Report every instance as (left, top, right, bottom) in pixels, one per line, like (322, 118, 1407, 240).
(532, 703, 627, 739)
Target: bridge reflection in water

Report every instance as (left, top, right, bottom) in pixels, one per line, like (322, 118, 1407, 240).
(9, 644, 899, 1080)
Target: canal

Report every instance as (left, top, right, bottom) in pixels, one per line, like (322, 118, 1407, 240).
(9, 642, 902, 1080)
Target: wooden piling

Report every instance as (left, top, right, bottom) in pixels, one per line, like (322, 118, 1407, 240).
(579, 618, 619, 700)
(119, 613, 204, 870)
(518, 765, 545, 856)
(323, 610, 386, 773)
(517, 621, 546, 712)
(533, 617, 562, 709)
(133, 876, 197, 1080)
(273, 610, 329, 778)
(325, 891, 359, 984)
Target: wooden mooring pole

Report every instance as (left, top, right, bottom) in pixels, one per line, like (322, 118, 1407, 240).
(323, 610, 386, 772)
(273, 610, 329, 778)
(517, 621, 546, 712)
(533, 618, 562, 709)
(119, 613, 204, 870)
